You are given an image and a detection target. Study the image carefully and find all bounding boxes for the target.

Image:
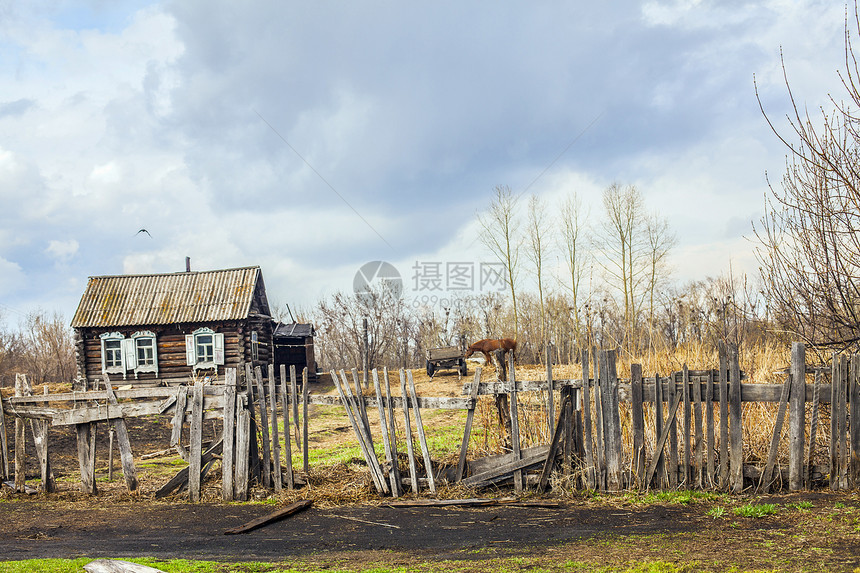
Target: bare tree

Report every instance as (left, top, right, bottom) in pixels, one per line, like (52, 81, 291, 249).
(644, 212, 676, 347)
(525, 194, 549, 345)
(478, 185, 521, 336)
(17, 310, 75, 386)
(754, 3, 860, 348)
(559, 191, 590, 347)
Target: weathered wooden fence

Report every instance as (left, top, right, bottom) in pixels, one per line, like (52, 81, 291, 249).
(2, 341, 858, 499)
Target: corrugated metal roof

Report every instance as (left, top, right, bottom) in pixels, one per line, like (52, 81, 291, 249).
(273, 322, 314, 338)
(71, 266, 264, 328)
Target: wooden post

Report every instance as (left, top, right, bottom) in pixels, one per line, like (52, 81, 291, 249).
(546, 344, 554, 437)
(235, 397, 250, 501)
(507, 353, 523, 494)
(630, 364, 645, 487)
(302, 367, 310, 475)
(456, 368, 482, 482)
(831, 352, 840, 491)
(407, 370, 436, 494)
(108, 428, 114, 481)
(21, 375, 55, 493)
(254, 366, 272, 489)
(362, 317, 369, 390)
(600, 350, 622, 492)
(705, 369, 715, 488)
(291, 364, 300, 452)
(281, 365, 294, 490)
(14, 374, 25, 492)
(850, 354, 860, 488)
(189, 380, 204, 502)
(222, 369, 237, 501)
(170, 387, 188, 460)
(807, 368, 822, 487)
(0, 386, 9, 480)
(399, 368, 419, 493)
(653, 372, 664, 488)
(104, 376, 137, 493)
(592, 348, 606, 490)
(789, 342, 806, 491)
(267, 364, 282, 493)
(729, 344, 743, 493)
(581, 349, 595, 489)
(682, 364, 692, 488)
(75, 422, 97, 495)
(693, 368, 704, 489)
(718, 343, 729, 489)
(838, 355, 849, 489)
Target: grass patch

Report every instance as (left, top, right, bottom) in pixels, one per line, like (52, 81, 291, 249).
(706, 506, 726, 519)
(734, 503, 778, 518)
(638, 490, 723, 505)
(787, 501, 813, 511)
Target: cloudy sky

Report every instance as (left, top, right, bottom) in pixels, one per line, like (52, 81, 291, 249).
(0, 0, 848, 325)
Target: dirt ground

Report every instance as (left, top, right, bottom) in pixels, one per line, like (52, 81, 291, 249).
(3, 369, 860, 571)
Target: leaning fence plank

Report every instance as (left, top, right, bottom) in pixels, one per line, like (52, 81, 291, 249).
(581, 349, 595, 490)
(253, 366, 273, 489)
(407, 370, 436, 494)
(372, 369, 399, 496)
(188, 380, 204, 502)
(758, 374, 792, 493)
(789, 342, 806, 491)
(729, 344, 743, 493)
(719, 343, 729, 489)
(268, 364, 282, 493)
(630, 364, 645, 488)
(104, 376, 137, 493)
(291, 365, 300, 452)
(336, 370, 387, 494)
(282, 365, 294, 490)
(682, 365, 692, 488)
(399, 369, 420, 493)
(222, 370, 237, 501)
(382, 368, 401, 494)
(539, 395, 572, 492)
(169, 387, 187, 460)
(456, 368, 482, 482)
(645, 392, 683, 488)
(667, 371, 678, 488)
(654, 371, 664, 488)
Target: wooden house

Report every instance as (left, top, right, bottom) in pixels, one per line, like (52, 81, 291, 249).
(273, 322, 317, 381)
(70, 266, 273, 388)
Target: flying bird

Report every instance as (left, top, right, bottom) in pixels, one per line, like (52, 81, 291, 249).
(135, 229, 152, 238)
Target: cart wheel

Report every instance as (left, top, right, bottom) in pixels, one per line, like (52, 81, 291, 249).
(459, 358, 468, 376)
(426, 360, 435, 377)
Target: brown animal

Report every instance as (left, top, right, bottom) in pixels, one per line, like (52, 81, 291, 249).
(464, 338, 517, 363)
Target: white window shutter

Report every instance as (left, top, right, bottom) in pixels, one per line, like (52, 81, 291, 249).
(214, 333, 225, 365)
(100, 339, 108, 373)
(185, 334, 196, 365)
(123, 338, 137, 370)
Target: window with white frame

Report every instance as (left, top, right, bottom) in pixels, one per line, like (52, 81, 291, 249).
(100, 332, 125, 374)
(129, 330, 158, 376)
(185, 327, 225, 370)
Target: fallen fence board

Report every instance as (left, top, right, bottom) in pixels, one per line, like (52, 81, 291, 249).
(223, 499, 313, 535)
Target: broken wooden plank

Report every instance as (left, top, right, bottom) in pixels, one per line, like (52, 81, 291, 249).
(456, 368, 483, 482)
(84, 559, 167, 573)
(644, 392, 684, 489)
(462, 452, 550, 487)
(104, 376, 138, 493)
(155, 438, 223, 499)
(538, 396, 572, 492)
(188, 380, 204, 502)
(223, 499, 313, 535)
(758, 373, 792, 493)
(386, 498, 499, 508)
(407, 369, 436, 494)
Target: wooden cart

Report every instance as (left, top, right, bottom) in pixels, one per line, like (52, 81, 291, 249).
(425, 345, 468, 378)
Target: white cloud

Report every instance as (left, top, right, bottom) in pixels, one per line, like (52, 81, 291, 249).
(45, 239, 79, 261)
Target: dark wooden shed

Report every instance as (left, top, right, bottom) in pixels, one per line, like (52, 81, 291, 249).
(70, 266, 273, 388)
(273, 322, 316, 382)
